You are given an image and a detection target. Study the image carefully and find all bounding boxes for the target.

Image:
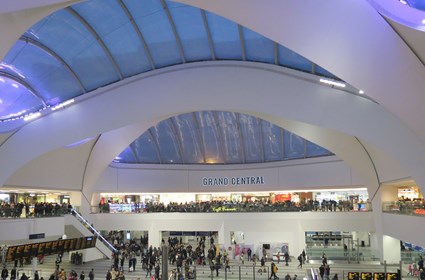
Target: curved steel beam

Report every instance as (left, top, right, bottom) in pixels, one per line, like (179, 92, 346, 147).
(117, 0, 156, 70)
(160, 0, 186, 63)
(66, 7, 123, 80)
(201, 9, 216, 60)
(20, 35, 87, 93)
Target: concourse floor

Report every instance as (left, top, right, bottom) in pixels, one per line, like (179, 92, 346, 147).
(7, 254, 412, 280)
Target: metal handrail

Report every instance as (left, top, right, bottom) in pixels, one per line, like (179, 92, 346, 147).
(70, 208, 117, 253)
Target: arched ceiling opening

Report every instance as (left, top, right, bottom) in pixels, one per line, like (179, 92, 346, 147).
(115, 111, 332, 165)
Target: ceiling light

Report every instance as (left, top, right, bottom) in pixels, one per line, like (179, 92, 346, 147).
(422, 19, 425, 24)
(51, 99, 75, 111)
(24, 112, 41, 121)
(358, 90, 365, 94)
(319, 78, 346, 88)
(11, 83, 18, 88)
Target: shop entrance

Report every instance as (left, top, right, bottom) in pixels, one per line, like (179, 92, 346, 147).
(161, 231, 218, 247)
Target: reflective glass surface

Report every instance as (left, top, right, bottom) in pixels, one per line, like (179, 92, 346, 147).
(115, 111, 333, 164)
(0, 0, 337, 165)
(0, 0, 342, 124)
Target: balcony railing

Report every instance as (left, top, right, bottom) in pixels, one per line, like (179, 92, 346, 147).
(382, 201, 425, 216)
(94, 201, 373, 214)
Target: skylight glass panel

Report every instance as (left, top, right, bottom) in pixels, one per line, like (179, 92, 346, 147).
(0, 77, 42, 121)
(205, 12, 242, 60)
(114, 146, 137, 163)
(216, 111, 243, 164)
(262, 122, 283, 162)
(315, 65, 337, 79)
(278, 45, 312, 74)
(239, 114, 262, 163)
(405, 0, 425, 11)
(25, 9, 119, 91)
(196, 111, 223, 164)
(72, 0, 152, 77)
(150, 120, 182, 164)
(132, 132, 160, 163)
(242, 27, 274, 64)
(168, 4, 211, 62)
(72, 0, 127, 37)
(306, 140, 331, 157)
(3, 41, 81, 106)
(128, 0, 182, 68)
(173, 113, 204, 164)
(283, 130, 305, 160)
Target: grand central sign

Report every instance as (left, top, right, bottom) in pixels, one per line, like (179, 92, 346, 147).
(202, 176, 265, 186)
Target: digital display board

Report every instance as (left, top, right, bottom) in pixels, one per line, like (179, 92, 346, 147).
(15, 245, 24, 259)
(361, 272, 372, 280)
(374, 272, 385, 280)
(44, 241, 52, 255)
(6, 246, 16, 262)
(51, 240, 58, 254)
(63, 239, 70, 251)
(348, 272, 360, 280)
(386, 273, 398, 280)
(75, 238, 82, 250)
(38, 242, 45, 256)
(30, 243, 39, 258)
(57, 240, 64, 254)
(5, 236, 97, 262)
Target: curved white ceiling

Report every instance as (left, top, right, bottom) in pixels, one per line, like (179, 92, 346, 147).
(0, 62, 421, 198)
(0, 0, 424, 198)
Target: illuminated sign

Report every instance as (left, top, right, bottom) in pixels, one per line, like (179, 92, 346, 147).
(202, 176, 265, 186)
(361, 272, 372, 280)
(348, 272, 359, 280)
(373, 273, 385, 280)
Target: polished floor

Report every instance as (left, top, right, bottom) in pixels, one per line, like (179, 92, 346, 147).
(5, 253, 412, 280)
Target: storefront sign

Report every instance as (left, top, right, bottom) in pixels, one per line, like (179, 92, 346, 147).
(202, 176, 265, 186)
(415, 209, 425, 215)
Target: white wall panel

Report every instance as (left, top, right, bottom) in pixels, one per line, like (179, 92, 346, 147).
(95, 157, 363, 193)
(93, 211, 374, 256)
(0, 217, 64, 241)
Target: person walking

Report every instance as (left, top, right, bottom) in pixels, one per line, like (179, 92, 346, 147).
(1, 267, 8, 280)
(270, 262, 279, 280)
(297, 254, 303, 269)
(284, 251, 290, 266)
(89, 269, 94, 280)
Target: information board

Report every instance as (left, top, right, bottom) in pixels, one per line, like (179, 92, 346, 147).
(386, 273, 398, 280)
(5, 236, 97, 262)
(6, 247, 16, 262)
(30, 243, 39, 257)
(348, 272, 360, 280)
(38, 242, 45, 256)
(361, 272, 372, 280)
(374, 272, 385, 280)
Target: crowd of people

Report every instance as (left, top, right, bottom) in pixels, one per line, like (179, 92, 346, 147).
(0, 202, 73, 218)
(99, 199, 370, 214)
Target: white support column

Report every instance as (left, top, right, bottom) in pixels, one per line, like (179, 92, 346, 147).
(149, 225, 161, 248)
(371, 185, 399, 262)
(383, 235, 401, 264)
